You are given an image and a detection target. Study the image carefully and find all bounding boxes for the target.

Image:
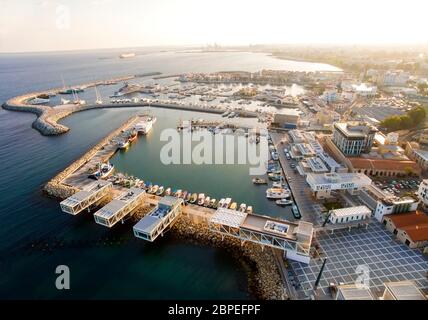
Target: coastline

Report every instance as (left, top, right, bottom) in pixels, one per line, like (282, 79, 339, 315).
(42, 114, 285, 300)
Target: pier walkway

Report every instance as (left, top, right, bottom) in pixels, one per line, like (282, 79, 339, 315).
(60, 180, 112, 215)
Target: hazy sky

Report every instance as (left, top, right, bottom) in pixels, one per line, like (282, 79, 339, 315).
(1, 0, 428, 52)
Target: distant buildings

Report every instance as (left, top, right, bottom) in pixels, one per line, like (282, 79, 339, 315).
(378, 70, 410, 87)
(382, 211, 428, 248)
(332, 122, 377, 156)
(273, 109, 300, 129)
(321, 88, 337, 104)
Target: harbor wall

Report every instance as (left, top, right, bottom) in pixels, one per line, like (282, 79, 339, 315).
(43, 115, 140, 199)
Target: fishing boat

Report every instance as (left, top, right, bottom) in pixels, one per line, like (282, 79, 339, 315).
(224, 198, 232, 208)
(174, 189, 182, 198)
(268, 173, 282, 181)
(239, 203, 247, 212)
(186, 192, 193, 202)
(197, 193, 205, 206)
(117, 139, 130, 149)
(266, 188, 290, 199)
(181, 191, 188, 200)
(165, 187, 172, 196)
(272, 181, 285, 188)
(127, 131, 138, 142)
(150, 185, 159, 194)
(246, 206, 253, 214)
(276, 199, 293, 206)
(30, 95, 50, 105)
(271, 152, 279, 161)
(189, 193, 198, 204)
(218, 198, 225, 207)
(292, 205, 302, 219)
(61, 98, 71, 104)
(88, 162, 115, 180)
(210, 198, 217, 208)
(156, 186, 165, 196)
(230, 202, 238, 210)
(252, 178, 268, 185)
(204, 196, 211, 207)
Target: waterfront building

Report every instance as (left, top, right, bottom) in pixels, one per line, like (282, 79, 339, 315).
(306, 172, 372, 199)
(94, 188, 145, 228)
(382, 211, 428, 249)
(328, 206, 372, 224)
(332, 122, 377, 156)
(410, 148, 428, 171)
(133, 196, 183, 242)
(273, 109, 300, 129)
(359, 185, 419, 222)
(380, 281, 427, 300)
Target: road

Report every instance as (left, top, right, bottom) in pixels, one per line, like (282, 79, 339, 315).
(270, 132, 320, 225)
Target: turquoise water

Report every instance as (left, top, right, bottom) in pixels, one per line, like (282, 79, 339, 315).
(0, 49, 337, 299)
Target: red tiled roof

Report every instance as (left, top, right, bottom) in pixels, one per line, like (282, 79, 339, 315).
(385, 211, 428, 243)
(349, 158, 420, 172)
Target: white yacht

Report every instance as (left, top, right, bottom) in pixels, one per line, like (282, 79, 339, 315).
(266, 188, 290, 199)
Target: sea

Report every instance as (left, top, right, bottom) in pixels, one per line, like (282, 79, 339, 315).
(0, 49, 340, 299)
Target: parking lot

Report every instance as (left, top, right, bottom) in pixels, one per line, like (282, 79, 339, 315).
(290, 221, 428, 299)
(372, 178, 421, 198)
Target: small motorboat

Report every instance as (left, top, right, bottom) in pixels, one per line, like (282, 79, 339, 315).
(156, 186, 165, 196)
(197, 193, 205, 206)
(165, 187, 172, 196)
(230, 202, 237, 210)
(218, 198, 225, 207)
(239, 203, 247, 212)
(150, 185, 159, 194)
(224, 198, 232, 208)
(246, 206, 253, 214)
(189, 193, 198, 204)
(210, 198, 217, 208)
(174, 189, 182, 198)
(276, 199, 293, 206)
(252, 178, 268, 185)
(203, 196, 211, 207)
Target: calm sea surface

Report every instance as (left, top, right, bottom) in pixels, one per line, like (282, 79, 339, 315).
(0, 50, 339, 299)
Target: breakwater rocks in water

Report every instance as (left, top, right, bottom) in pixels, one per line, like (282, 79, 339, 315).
(1, 75, 136, 136)
(43, 115, 139, 198)
(170, 215, 285, 300)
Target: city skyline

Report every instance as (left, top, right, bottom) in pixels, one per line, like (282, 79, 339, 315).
(1, 0, 428, 53)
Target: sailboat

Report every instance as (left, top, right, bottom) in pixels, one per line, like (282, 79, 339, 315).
(95, 85, 103, 105)
(72, 90, 86, 105)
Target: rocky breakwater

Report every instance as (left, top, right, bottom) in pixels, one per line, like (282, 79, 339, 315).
(1, 74, 137, 135)
(171, 215, 285, 300)
(43, 115, 139, 199)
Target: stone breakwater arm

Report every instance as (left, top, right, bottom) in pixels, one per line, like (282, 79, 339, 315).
(1, 75, 137, 136)
(44, 115, 139, 199)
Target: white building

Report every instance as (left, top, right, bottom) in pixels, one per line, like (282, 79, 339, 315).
(306, 172, 372, 199)
(328, 206, 372, 224)
(352, 83, 377, 97)
(359, 185, 419, 222)
(379, 70, 410, 87)
(418, 179, 428, 207)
